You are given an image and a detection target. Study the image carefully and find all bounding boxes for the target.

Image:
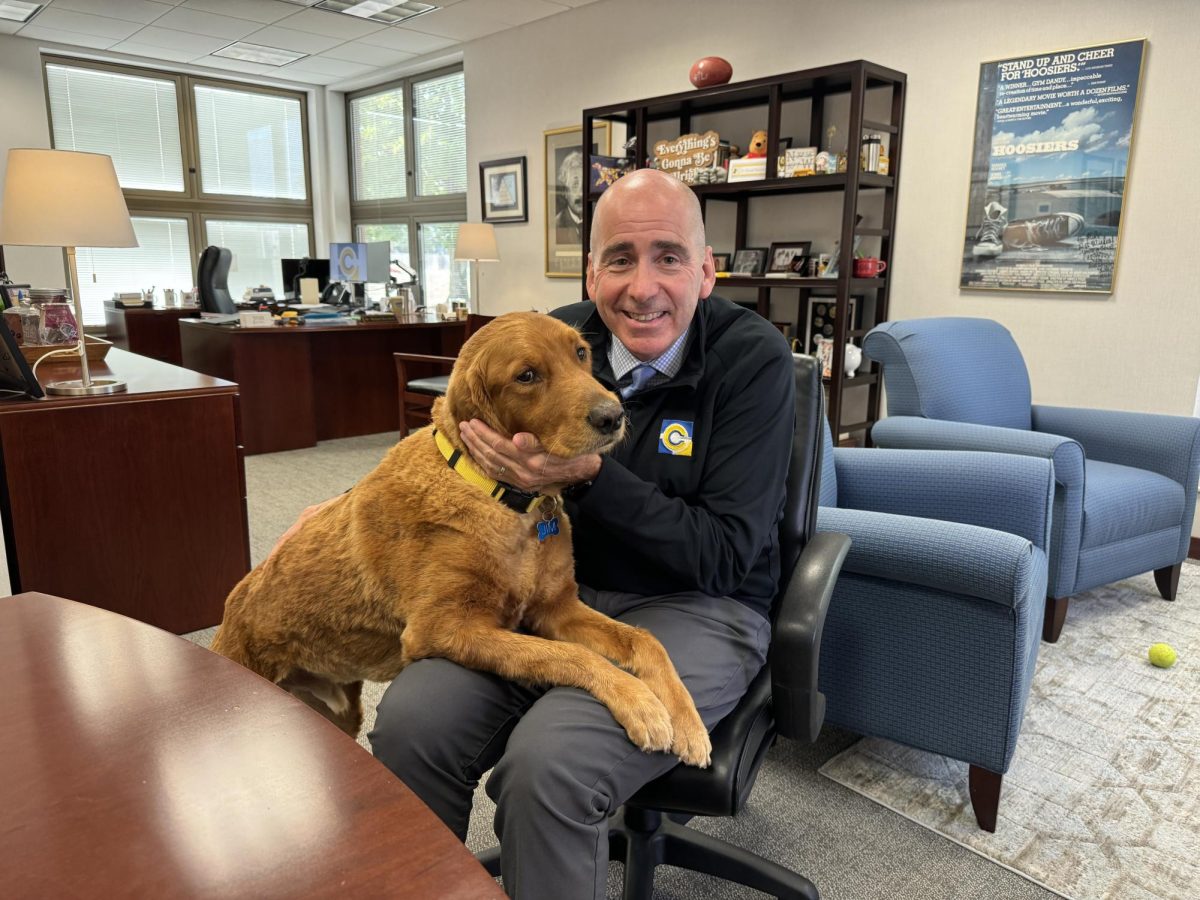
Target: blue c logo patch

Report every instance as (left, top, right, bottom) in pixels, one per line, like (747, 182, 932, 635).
(658, 419, 694, 456)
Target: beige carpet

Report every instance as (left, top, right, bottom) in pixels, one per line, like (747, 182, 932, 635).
(819, 563, 1200, 900)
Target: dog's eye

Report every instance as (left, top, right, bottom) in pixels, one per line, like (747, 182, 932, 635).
(515, 368, 537, 384)
(576, 346, 588, 362)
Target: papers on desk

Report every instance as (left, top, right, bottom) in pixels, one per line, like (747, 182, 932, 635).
(200, 312, 241, 324)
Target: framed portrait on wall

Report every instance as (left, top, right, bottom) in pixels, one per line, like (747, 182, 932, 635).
(545, 123, 609, 278)
(480, 156, 528, 224)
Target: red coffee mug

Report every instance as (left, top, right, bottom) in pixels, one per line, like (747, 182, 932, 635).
(853, 257, 887, 277)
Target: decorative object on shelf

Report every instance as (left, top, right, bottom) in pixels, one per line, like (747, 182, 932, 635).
(652, 130, 721, 185)
(743, 130, 768, 158)
(688, 56, 733, 88)
(454, 224, 499, 315)
(480, 156, 528, 224)
(960, 39, 1145, 294)
(815, 150, 833, 175)
(712, 253, 731, 272)
(731, 247, 768, 276)
(843, 342, 863, 377)
(783, 146, 818, 177)
(544, 122, 609, 278)
(767, 241, 813, 274)
(853, 256, 888, 278)
(589, 155, 632, 195)
(693, 166, 727, 185)
(726, 156, 767, 182)
(0, 148, 136, 396)
(860, 133, 883, 173)
(803, 296, 860, 356)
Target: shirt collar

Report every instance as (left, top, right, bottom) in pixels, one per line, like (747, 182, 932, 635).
(607, 326, 691, 382)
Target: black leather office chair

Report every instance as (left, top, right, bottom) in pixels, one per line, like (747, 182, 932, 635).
(478, 355, 850, 899)
(197, 245, 236, 315)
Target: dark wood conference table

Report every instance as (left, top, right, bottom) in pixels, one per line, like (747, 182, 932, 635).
(180, 318, 468, 454)
(0, 592, 505, 900)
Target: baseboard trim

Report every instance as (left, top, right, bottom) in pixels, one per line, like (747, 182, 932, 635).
(1191, 537, 1200, 560)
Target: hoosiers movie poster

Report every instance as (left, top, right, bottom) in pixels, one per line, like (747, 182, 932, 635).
(960, 40, 1146, 293)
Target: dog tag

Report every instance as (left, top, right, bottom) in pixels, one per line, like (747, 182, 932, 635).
(537, 517, 560, 542)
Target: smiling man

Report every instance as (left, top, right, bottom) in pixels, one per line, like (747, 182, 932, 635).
(370, 168, 796, 900)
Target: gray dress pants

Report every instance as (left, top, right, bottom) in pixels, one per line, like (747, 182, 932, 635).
(369, 587, 771, 900)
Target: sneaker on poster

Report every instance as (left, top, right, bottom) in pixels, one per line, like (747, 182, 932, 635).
(972, 201, 1008, 257)
(1004, 211, 1085, 249)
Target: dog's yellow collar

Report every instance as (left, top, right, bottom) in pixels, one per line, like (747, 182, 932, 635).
(434, 428, 545, 514)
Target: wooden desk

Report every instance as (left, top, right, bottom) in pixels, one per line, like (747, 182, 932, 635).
(180, 319, 467, 455)
(104, 302, 197, 365)
(0, 593, 505, 900)
(0, 350, 249, 633)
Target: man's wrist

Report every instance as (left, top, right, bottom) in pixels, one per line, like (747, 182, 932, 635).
(562, 457, 602, 500)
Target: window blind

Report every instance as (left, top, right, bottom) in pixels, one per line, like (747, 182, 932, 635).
(45, 64, 184, 192)
(205, 220, 310, 298)
(74, 217, 194, 325)
(356, 222, 412, 278)
(194, 85, 306, 200)
(414, 72, 466, 197)
(419, 222, 468, 308)
(351, 87, 407, 202)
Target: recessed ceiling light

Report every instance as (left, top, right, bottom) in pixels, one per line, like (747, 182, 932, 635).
(279, 0, 439, 26)
(213, 42, 308, 67)
(0, 1, 42, 23)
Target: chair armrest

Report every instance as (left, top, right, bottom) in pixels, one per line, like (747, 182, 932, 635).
(1033, 404, 1200, 488)
(817, 506, 1037, 608)
(394, 352, 457, 389)
(770, 531, 851, 743)
(871, 416, 1084, 489)
(833, 449, 1054, 551)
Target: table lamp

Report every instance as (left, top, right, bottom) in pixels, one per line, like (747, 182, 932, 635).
(453, 223, 499, 315)
(0, 148, 137, 395)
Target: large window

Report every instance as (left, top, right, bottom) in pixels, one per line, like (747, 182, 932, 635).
(44, 58, 312, 325)
(348, 67, 467, 310)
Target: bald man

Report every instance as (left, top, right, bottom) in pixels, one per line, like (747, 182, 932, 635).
(370, 169, 795, 899)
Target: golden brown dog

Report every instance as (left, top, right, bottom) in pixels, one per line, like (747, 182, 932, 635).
(211, 312, 711, 767)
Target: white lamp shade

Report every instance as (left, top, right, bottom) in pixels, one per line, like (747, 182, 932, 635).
(0, 148, 137, 249)
(454, 223, 499, 262)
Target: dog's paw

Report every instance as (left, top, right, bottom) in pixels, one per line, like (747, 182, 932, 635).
(671, 709, 712, 768)
(612, 689, 673, 754)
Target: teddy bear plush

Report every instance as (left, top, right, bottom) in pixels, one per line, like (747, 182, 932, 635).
(743, 129, 769, 158)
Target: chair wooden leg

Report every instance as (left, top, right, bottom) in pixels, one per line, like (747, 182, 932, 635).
(1154, 563, 1181, 601)
(1043, 595, 1069, 643)
(968, 765, 1002, 833)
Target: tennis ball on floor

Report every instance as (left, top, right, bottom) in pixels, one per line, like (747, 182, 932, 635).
(1148, 643, 1178, 668)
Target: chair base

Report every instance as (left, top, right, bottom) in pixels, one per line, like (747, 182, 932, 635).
(968, 765, 1002, 833)
(1043, 595, 1069, 643)
(474, 807, 820, 900)
(1154, 562, 1181, 601)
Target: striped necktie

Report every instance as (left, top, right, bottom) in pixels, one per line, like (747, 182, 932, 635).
(620, 363, 657, 399)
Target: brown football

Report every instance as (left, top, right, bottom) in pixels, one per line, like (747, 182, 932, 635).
(689, 56, 733, 89)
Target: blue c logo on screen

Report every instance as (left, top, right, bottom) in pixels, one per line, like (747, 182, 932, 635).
(332, 243, 367, 281)
(658, 420, 694, 456)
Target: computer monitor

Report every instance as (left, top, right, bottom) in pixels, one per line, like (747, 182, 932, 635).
(280, 257, 331, 298)
(330, 242, 391, 283)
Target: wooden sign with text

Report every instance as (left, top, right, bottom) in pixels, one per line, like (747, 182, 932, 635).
(653, 130, 721, 185)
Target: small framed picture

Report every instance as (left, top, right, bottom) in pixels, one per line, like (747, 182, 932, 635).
(767, 241, 813, 274)
(802, 296, 860, 355)
(731, 247, 768, 276)
(480, 156, 528, 224)
(712, 252, 731, 272)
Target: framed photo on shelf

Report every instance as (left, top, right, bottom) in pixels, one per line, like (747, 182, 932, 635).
(545, 122, 610, 278)
(767, 241, 812, 274)
(802, 296, 860, 355)
(731, 247, 768, 276)
(711, 252, 731, 272)
(479, 156, 528, 224)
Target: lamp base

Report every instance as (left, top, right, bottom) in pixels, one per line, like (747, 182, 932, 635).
(45, 378, 127, 396)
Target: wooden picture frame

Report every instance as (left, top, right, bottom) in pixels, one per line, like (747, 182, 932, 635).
(711, 253, 730, 272)
(767, 241, 812, 273)
(545, 123, 609, 279)
(480, 156, 528, 224)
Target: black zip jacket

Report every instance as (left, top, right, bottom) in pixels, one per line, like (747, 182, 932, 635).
(552, 295, 795, 619)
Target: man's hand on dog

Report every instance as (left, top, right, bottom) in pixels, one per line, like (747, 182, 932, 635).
(460, 419, 602, 491)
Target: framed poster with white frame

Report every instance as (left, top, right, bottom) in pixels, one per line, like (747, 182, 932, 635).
(545, 123, 609, 278)
(480, 156, 528, 224)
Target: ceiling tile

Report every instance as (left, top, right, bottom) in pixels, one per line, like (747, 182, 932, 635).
(281, 54, 373, 76)
(400, 4, 510, 41)
(241, 23, 342, 53)
(180, 0, 297, 25)
(108, 38, 204, 63)
(318, 40, 413, 66)
(28, 7, 143, 39)
(555, 0, 599, 5)
(356, 25, 455, 53)
(273, 7, 386, 40)
(461, 0, 567, 26)
(0, 20, 23, 35)
(15, 24, 120, 48)
(151, 6, 259, 38)
(192, 54, 281, 76)
(49, 0, 173, 26)
(127, 25, 229, 54)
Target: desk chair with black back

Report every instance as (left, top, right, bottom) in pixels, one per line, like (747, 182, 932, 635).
(197, 246, 235, 315)
(476, 354, 851, 900)
(394, 313, 495, 436)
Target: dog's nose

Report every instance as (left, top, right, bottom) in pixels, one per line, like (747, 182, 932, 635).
(588, 402, 623, 435)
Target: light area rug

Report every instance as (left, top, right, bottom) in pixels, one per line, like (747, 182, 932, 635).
(818, 563, 1200, 900)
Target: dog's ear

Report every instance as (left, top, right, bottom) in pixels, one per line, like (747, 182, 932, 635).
(446, 355, 496, 429)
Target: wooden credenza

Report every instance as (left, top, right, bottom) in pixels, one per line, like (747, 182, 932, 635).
(0, 350, 250, 632)
(180, 319, 468, 454)
(103, 302, 197, 365)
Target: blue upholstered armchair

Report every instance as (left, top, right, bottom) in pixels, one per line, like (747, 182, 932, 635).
(816, 420, 1054, 831)
(863, 317, 1200, 642)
